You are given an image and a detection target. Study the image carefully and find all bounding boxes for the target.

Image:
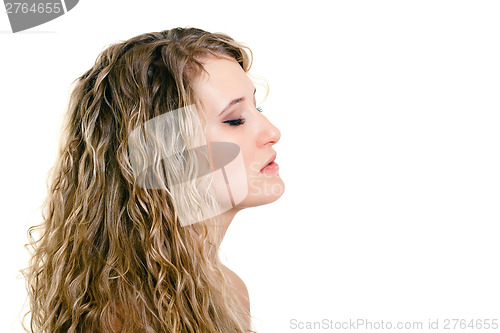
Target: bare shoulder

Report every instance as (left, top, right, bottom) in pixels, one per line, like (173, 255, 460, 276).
(222, 265, 248, 291)
(221, 264, 250, 314)
(108, 268, 249, 332)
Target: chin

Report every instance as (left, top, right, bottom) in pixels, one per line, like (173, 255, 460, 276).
(238, 177, 285, 208)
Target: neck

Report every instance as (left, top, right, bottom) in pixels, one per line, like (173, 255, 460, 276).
(209, 207, 241, 249)
(187, 207, 243, 260)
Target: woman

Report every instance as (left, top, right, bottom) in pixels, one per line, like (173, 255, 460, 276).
(24, 27, 284, 332)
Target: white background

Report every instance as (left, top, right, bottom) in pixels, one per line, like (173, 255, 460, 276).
(1, 1, 499, 332)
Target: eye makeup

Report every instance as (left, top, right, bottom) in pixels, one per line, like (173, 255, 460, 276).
(223, 117, 246, 126)
(222, 105, 264, 127)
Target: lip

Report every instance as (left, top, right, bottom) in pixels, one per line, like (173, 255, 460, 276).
(260, 152, 277, 171)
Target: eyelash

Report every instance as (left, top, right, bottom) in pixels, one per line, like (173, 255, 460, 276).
(223, 106, 263, 127)
(223, 118, 246, 126)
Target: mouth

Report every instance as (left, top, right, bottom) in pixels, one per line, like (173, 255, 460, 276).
(260, 153, 278, 173)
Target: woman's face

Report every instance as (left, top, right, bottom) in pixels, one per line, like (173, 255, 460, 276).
(192, 54, 284, 212)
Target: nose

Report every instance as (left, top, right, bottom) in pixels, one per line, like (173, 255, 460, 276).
(257, 113, 281, 147)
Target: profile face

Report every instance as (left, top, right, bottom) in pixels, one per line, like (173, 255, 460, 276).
(192, 55, 284, 211)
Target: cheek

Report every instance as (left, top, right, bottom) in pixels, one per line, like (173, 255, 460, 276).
(207, 141, 249, 209)
(246, 157, 261, 177)
(205, 125, 237, 146)
(233, 141, 257, 175)
(204, 125, 217, 145)
(203, 123, 260, 190)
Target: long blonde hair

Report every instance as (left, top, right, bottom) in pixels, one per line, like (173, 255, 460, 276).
(23, 27, 256, 332)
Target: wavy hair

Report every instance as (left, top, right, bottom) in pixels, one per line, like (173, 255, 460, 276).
(23, 27, 258, 332)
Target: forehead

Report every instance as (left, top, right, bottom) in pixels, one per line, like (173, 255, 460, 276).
(193, 55, 254, 113)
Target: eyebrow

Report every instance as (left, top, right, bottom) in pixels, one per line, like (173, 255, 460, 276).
(218, 87, 257, 117)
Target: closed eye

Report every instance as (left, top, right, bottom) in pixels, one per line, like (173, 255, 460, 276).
(223, 118, 246, 126)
